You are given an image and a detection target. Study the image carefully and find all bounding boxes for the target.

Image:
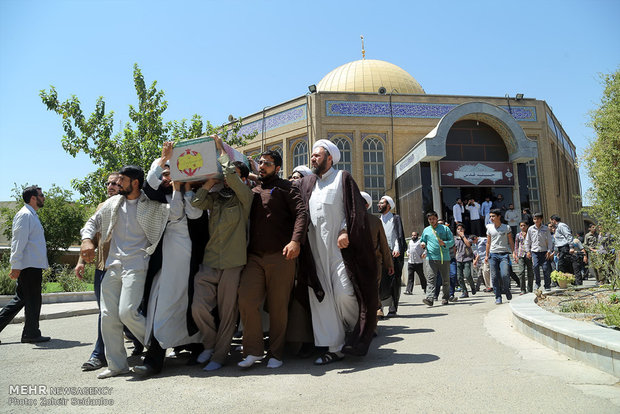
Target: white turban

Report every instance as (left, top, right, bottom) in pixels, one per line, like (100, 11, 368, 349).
(360, 191, 373, 210)
(292, 165, 313, 177)
(312, 139, 340, 164)
(381, 195, 395, 210)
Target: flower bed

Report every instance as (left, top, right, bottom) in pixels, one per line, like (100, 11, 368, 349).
(536, 286, 620, 329)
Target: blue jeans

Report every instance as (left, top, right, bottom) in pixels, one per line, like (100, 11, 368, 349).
(90, 269, 106, 361)
(531, 252, 551, 289)
(489, 253, 511, 299)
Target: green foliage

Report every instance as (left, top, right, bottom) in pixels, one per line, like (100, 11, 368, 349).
(43, 264, 92, 292)
(55, 268, 89, 293)
(0, 263, 17, 295)
(600, 304, 620, 327)
(40, 64, 255, 205)
(550, 270, 575, 283)
(583, 67, 620, 290)
(0, 184, 88, 265)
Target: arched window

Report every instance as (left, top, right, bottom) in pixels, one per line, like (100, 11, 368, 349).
(292, 140, 308, 168)
(332, 137, 352, 173)
(363, 137, 385, 213)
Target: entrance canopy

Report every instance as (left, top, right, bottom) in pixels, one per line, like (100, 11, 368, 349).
(396, 102, 537, 178)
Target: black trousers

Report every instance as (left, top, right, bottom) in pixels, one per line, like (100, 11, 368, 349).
(557, 245, 573, 274)
(0, 267, 43, 339)
(406, 263, 426, 293)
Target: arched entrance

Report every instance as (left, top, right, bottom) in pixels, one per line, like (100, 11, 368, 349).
(394, 102, 538, 233)
(440, 120, 513, 233)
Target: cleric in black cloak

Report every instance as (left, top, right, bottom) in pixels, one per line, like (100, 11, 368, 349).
(296, 139, 378, 364)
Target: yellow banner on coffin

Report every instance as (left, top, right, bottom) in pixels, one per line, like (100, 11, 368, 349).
(177, 152, 203, 172)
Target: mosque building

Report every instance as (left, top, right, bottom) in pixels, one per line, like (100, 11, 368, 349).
(231, 56, 583, 234)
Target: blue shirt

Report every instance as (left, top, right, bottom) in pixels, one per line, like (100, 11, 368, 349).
(10, 204, 48, 270)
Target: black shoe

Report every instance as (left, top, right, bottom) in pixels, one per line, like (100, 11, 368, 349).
(506, 290, 513, 300)
(404, 291, 412, 295)
(81, 356, 107, 371)
(133, 364, 160, 377)
(448, 296, 458, 302)
(21, 336, 51, 343)
(422, 298, 433, 307)
(131, 344, 145, 356)
(387, 311, 397, 317)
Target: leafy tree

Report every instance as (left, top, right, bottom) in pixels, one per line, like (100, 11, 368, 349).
(40, 63, 253, 205)
(0, 184, 88, 266)
(583, 67, 620, 288)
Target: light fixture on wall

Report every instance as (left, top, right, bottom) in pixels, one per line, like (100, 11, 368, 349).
(516, 93, 524, 101)
(378, 87, 387, 95)
(308, 84, 317, 93)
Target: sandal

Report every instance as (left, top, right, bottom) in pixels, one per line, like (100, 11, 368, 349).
(314, 352, 344, 366)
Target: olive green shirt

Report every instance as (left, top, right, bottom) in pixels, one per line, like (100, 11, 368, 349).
(191, 154, 253, 269)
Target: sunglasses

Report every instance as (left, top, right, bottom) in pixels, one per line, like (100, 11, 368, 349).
(257, 160, 275, 167)
(105, 182, 119, 187)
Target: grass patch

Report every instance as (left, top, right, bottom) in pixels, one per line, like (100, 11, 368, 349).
(42, 282, 94, 294)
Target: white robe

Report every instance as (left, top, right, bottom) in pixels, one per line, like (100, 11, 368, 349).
(307, 168, 358, 350)
(144, 176, 203, 348)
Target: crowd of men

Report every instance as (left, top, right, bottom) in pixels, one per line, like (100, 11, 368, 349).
(0, 137, 615, 379)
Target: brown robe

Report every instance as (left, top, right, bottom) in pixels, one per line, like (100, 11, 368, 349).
(296, 170, 378, 356)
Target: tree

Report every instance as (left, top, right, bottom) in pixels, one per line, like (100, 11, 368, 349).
(40, 64, 253, 205)
(0, 184, 88, 266)
(583, 67, 620, 288)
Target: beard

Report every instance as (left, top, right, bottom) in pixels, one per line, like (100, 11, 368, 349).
(378, 204, 388, 214)
(161, 184, 173, 195)
(311, 156, 328, 175)
(412, 236, 418, 242)
(36, 198, 44, 208)
(119, 181, 133, 196)
(259, 169, 277, 182)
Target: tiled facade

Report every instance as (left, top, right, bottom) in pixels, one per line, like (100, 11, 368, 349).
(233, 81, 582, 232)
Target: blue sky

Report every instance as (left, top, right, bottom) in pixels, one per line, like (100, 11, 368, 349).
(1, 0, 618, 202)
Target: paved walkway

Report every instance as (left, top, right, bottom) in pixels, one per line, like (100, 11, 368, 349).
(1, 286, 619, 413)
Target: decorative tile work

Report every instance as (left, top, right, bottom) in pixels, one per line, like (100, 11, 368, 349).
(237, 104, 307, 137)
(326, 101, 537, 122)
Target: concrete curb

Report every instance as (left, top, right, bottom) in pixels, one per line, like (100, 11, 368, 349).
(11, 306, 99, 324)
(510, 292, 620, 377)
(0, 291, 95, 307)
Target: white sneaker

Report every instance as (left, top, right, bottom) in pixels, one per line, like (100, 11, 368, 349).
(237, 355, 262, 368)
(266, 358, 282, 369)
(197, 349, 213, 364)
(97, 368, 129, 379)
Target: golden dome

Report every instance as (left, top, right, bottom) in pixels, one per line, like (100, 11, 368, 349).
(316, 59, 425, 94)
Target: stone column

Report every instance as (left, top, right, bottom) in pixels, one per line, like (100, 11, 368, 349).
(430, 161, 442, 219)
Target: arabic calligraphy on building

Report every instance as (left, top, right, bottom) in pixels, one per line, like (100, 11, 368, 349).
(439, 162, 514, 186)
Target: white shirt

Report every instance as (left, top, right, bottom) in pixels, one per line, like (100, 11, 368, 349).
(82, 198, 150, 271)
(407, 238, 424, 264)
(466, 202, 481, 220)
(524, 224, 554, 253)
(505, 209, 520, 227)
(10, 204, 49, 270)
(381, 212, 400, 253)
(453, 203, 464, 222)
